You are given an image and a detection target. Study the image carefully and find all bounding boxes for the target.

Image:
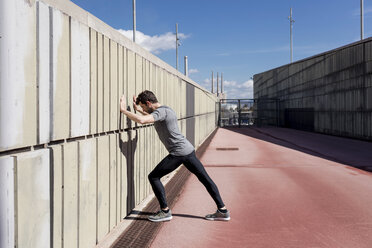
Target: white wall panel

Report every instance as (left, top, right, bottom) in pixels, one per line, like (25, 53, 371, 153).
(16, 149, 50, 248)
(0, 0, 37, 151)
(51, 8, 70, 141)
(78, 139, 97, 248)
(97, 135, 110, 242)
(0, 156, 15, 248)
(50, 145, 63, 248)
(37, 1, 51, 144)
(71, 19, 90, 137)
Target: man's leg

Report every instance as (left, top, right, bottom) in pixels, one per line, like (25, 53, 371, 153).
(148, 154, 183, 209)
(183, 151, 225, 209)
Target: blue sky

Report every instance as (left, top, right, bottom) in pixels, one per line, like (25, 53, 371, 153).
(71, 0, 372, 99)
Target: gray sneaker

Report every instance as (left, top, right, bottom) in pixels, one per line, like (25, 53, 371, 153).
(148, 210, 172, 222)
(205, 209, 230, 221)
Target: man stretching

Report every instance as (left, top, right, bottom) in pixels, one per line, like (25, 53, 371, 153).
(120, 90, 230, 222)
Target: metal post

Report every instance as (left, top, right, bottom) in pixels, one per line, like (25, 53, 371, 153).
(361, 0, 364, 40)
(184, 56, 188, 76)
(217, 72, 219, 96)
(238, 100, 241, 128)
(288, 8, 295, 63)
(221, 72, 223, 93)
(132, 0, 136, 42)
(176, 23, 179, 70)
(211, 71, 214, 93)
(218, 101, 222, 127)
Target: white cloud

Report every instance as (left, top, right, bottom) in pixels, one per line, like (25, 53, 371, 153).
(188, 68, 199, 74)
(241, 79, 253, 89)
(200, 78, 254, 98)
(222, 79, 254, 99)
(117, 29, 189, 54)
(223, 80, 237, 87)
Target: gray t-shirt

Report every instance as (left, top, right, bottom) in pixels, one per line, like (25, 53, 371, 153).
(151, 106, 194, 156)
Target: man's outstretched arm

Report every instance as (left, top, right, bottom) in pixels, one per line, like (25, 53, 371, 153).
(120, 95, 154, 124)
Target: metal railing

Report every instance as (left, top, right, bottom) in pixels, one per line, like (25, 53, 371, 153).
(218, 98, 279, 128)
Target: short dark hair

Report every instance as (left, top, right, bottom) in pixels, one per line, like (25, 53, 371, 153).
(136, 90, 158, 105)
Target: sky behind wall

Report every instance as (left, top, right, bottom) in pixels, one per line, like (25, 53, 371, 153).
(71, 0, 372, 99)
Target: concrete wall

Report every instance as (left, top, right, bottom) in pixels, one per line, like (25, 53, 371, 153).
(0, 0, 218, 247)
(254, 38, 372, 140)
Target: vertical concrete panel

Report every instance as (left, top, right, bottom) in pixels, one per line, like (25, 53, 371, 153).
(197, 89, 201, 115)
(134, 129, 139, 205)
(97, 135, 110, 242)
(50, 9, 70, 140)
(127, 129, 137, 213)
(109, 134, 117, 229)
(0, 0, 37, 151)
(118, 46, 124, 130)
(71, 19, 90, 137)
(37, 1, 50, 144)
(176, 77, 180, 118)
(123, 48, 128, 130)
(90, 29, 98, 134)
(116, 134, 121, 223)
(63, 142, 78, 248)
(146, 128, 150, 195)
(110, 41, 118, 131)
(16, 149, 50, 248)
(135, 54, 143, 95)
(50, 145, 63, 248)
(160, 69, 165, 104)
(170, 75, 174, 110)
(103, 36, 110, 132)
(181, 81, 186, 118)
(119, 132, 128, 219)
(162, 71, 167, 105)
(78, 139, 97, 248)
(0, 156, 15, 248)
(141, 128, 145, 201)
(147, 60, 151, 89)
(141, 128, 146, 202)
(156, 67, 162, 103)
(134, 129, 140, 205)
(177, 79, 181, 119)
(97, 33, 104, 133)
(166, 73, 170, 106)
(149, 63, 154, 92)
(195, 116, 199, 147)
(120, 132, 130, 219)
(127, 50, 135, 126)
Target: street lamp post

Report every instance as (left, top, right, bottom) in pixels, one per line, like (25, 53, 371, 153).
(288, 8, 295, 63)
(176, 23, 180, 70)
(132, 0, 136, 42)
(361, 0, 364, 40)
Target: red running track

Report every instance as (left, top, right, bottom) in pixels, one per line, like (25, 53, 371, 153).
(150, 127, 372, 248)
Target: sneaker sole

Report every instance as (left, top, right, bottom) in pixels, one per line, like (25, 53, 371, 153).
(205, 217, 230, 221)
(148, 216, 173, 222)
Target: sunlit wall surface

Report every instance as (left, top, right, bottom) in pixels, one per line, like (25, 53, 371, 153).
(0, 0, 218, 247)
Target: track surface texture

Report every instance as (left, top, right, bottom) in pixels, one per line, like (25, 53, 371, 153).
(149, 127, 372, 248)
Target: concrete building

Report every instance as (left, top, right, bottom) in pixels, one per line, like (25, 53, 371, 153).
(254, 37, 372, 141)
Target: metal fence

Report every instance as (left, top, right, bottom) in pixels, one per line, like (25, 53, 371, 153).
(218, 98, 279, 127)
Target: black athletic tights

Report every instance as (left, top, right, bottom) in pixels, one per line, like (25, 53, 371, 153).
(148, 150, 225, 209)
